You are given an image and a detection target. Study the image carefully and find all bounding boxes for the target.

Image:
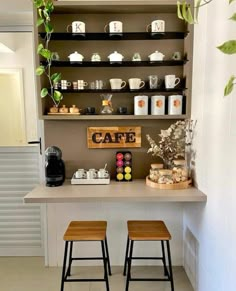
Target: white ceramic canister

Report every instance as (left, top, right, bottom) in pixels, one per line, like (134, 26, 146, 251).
(168, 95, 183, 115)
(151, 95, 165, 115)
(134, 95, 148, 115)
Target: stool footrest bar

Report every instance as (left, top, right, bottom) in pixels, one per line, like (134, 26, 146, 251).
(64, 278, 106, 282)
(130, 278, 170, 282)
(71, 257, 105, 260)
(130, 256, 163, 260)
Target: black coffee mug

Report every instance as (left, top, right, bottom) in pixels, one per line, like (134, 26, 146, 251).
(117, 107, 127, 114)
(86, 107, 95, 114)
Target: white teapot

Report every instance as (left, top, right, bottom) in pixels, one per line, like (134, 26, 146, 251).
(68, 51, 84, 63)
(148, 50, 165, 61)
(108, 51, 124, 63)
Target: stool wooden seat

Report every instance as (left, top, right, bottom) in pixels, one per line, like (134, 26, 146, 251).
(60, 220, 111, 291)
(63, 221, 107, 241)
(127, 220, 171, 241)
(124, 220, 174, 291)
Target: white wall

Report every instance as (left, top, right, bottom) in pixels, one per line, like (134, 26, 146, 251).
(184, 1, 236, 290)
(0, 33, 38, 144)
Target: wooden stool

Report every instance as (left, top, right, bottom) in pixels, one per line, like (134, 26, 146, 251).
(123, 220, 174, 291)
(60, 221, 112, 291)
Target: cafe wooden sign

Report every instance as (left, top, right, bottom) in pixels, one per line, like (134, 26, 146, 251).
(87, 126, 141, 149)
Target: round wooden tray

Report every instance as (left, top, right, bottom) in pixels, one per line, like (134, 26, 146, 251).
(146, 176, 192, 190)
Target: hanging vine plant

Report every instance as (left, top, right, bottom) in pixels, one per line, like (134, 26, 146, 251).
(33, 0, 63, 107)
(177, 0, 236, 96)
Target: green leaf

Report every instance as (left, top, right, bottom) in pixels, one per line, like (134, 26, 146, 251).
(39, 48, 51, 60)
(53, 90, 63, 102)
(36, 65, 45, 75)
(229, 13, 236, 21)
(229, 0, 236, 4)
(177, 1, 184, 20)
(41, 88, 48, 98)
(224, 76, 235, 96)
(194, 0, 202, 22)
(46, 1, 54, 13)
(37, 43, 44, 54)
(45, 23, 54, 33)
(182, 1, 188, 22)
(33, 0, 43, 8)
(51, 73, 61, 84)
(186, 6, 195, 24)
(37, 18, 44, 27)
(217, 40, 236, 54)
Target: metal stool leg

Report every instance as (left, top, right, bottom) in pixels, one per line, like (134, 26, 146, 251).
(125, 240, 134, 291)
(101, 240, 110, 291)
(66, 241, 73, 276)
(161, 240, 168, 276)
(60, 241, 68, 291)
(166, 240, 174, 291)
(105, 236, 112, 276)
(123, 235, 130, 276)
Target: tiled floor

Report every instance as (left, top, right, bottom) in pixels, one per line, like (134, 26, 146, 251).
(0, 257, 193, 291)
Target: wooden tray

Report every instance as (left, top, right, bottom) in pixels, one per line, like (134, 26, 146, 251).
(48, 113, 80, 115)
(146, 176, 192, 190)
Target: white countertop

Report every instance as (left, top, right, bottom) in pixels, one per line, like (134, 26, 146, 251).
(24, 180, 207, 203)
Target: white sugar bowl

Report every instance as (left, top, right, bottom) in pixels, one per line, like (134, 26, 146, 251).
(148, 50, 165, 61)
(68, 51, 84, 63)
(108, 51, 124, 63)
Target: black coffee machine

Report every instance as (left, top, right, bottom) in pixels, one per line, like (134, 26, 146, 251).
(45, 146, 65, 187)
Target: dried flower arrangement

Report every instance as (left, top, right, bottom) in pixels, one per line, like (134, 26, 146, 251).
(146, 120, 196, 169)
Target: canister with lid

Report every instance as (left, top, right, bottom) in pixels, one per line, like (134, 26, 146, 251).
(158, 169, 173, 184)
(149, 163, 164, 182)
(172, 159, 188, 182)
(168, 95, 183, 115)
(134, 95, 148, 115)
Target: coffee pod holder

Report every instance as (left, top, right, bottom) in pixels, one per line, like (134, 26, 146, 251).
(116, 151, 132, 182)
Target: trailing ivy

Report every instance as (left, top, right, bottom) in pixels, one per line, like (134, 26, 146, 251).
(177, 0, 236, 96)
(33, 0, 63, 106)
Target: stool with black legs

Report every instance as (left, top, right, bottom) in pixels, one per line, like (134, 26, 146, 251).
(123, 220, 174, 291)
(60, 221, 112, 291)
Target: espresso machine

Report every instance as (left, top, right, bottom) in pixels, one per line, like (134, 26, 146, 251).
(45, 146, 65, 187)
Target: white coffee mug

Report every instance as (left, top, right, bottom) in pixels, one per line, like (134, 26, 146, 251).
(98, 169, 109, 179)
(110, 78, 126, 90)
(168, 95, 183, 115)
(104, 21, 123, 35)
(61, 80, 71, 90)
(75, 169, 86, 179)
(77, 80, 88, 90)
(86, 169, 97, 179)
(128, 78, 145, 90)
(146, 20, 165, 33)
(134, 95, 148, 115)
(67, 21, 85, 34)
(151, 95, 165, 115)
(165, 75, 181, 89)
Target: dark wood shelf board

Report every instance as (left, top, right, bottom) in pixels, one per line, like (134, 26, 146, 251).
(45, 60, 187, 67)
(50, 88, 187, 94)
(39, 32, 188, 41)
(42, 114, 188, 120)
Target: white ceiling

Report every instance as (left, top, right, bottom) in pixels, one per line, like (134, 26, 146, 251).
(0, 0, 33, 13)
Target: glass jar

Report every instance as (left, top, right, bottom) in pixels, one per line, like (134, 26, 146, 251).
(172, 159, 188, 182)
(149, 163, 164, 182)
(100, 94, 113, 114)
(158, 169, 173, 184)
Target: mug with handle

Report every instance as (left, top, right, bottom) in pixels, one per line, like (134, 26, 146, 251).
(128, 78, 145, 90)
(67, 21, 86, 34)
(165, 75, 181, 89)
